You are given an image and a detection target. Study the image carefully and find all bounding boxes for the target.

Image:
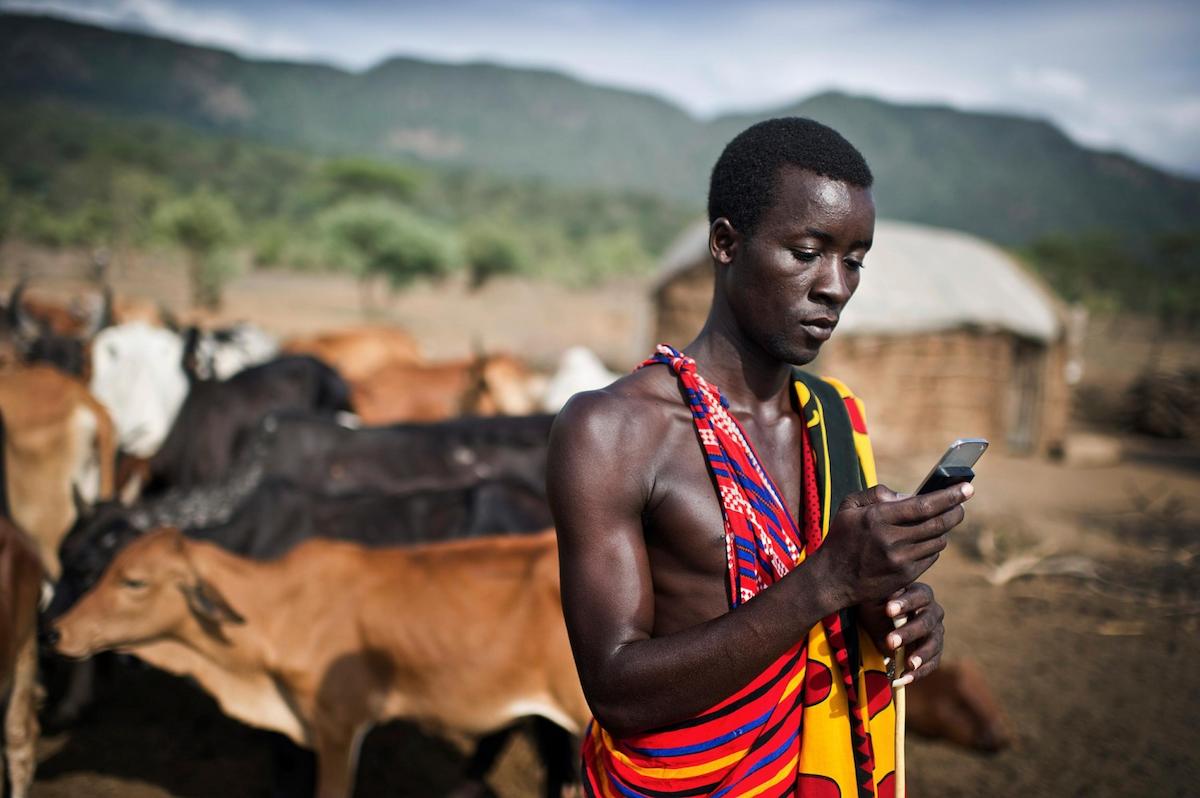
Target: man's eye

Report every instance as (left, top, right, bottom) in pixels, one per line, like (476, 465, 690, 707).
(791, 249, 819, 263)
(844, 258, 865, 271)
(121, 578, 148, 590)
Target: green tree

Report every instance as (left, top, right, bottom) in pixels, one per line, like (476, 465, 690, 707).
(154, 190, 239, 309)
(463, 223, 528, 289)
(319, 199, 457, 306)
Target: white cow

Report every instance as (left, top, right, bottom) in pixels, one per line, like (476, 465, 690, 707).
(90, 322, 189, 458)
(541, 346, 620, 412)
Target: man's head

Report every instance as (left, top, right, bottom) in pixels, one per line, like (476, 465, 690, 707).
(707, 118, 875, 365)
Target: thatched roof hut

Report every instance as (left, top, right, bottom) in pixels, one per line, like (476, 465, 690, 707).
(653, 219, 1073, 456)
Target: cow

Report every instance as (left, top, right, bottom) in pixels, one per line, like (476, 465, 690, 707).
(50, 475, 552, 619)
(182, 322, 279, 382)
(0, 365, 116, 577)
(7, 280, 112, 376)
(350, 353, 545, 425)
(51, 528, 589, 798)
(0, 412, 44, 798)
(542, 346, 620, 412)
(905, 658, 1014, 752)
(89, 322, 190, 459)
(282, 325, 421, 382)
(143, 356, 352, 493)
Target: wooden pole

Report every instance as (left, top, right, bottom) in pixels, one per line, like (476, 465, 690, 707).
(893, 614, 908, 798)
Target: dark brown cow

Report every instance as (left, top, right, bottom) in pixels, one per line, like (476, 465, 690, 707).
(0, 412, 45, 798)
(53, 528, 588, 798)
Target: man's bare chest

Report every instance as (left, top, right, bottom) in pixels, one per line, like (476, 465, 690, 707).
(640, 414, 806, 632)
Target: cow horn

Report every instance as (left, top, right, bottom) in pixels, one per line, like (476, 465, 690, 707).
(8, 279, 41, 340)
(71, 482, 90, 520)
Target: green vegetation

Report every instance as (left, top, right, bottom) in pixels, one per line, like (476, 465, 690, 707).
(154, 190, 239, 308)
(1022, 230, 1200, 328)
(0, 101, 694, 286)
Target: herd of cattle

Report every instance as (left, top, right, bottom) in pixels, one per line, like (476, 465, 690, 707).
(0, 280, 1011, 798)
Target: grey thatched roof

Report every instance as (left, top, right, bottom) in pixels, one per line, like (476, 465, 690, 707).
(655, 219, 1063, 342)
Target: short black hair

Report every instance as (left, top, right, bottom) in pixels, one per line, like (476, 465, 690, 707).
(707, 117, 873, 237)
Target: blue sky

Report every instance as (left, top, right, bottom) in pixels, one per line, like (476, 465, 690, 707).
(4, 0, 1199, 176)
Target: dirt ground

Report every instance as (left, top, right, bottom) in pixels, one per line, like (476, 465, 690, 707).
(9, 248, 1200, 797)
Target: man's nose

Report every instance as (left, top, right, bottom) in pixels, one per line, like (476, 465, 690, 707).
(811, 259, 854, 305)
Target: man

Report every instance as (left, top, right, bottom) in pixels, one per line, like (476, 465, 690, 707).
(547, 118, 972, 798)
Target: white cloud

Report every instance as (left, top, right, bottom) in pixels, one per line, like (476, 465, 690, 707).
(1011, 66, 1088, 102)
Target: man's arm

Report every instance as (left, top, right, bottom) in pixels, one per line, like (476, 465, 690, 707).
(549, 389, 971, 737)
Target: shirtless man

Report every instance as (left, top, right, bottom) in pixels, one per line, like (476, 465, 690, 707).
(548, 118, 972, 795)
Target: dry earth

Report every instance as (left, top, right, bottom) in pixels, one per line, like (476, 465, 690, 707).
(7, 248, 1199, 797)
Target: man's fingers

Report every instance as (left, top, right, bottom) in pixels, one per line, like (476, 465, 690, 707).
(892, 504, 966, 544)
(842, 484, 905, 509)
(885, 583, 933, 620)
(884, 605, 941, 651)
(876, 483, 973, 525)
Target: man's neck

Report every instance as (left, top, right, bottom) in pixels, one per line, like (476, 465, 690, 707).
(683, 322, 796, 422)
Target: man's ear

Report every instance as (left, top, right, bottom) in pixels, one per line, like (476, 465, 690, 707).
(180, 578, 245, 626)
(709, 218, 740, 266)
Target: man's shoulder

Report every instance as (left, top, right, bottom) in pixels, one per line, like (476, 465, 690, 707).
(549, 366, 685, 458)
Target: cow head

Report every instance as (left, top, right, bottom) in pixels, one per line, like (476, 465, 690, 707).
(52, 527, 243, 659)
(9, 281, 113, 377)
(89, 322, 188, 457)
(46, 499, 143, 624)
(463, 353, 546, 416)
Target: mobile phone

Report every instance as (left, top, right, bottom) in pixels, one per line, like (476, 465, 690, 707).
(914, 438, 988, 495)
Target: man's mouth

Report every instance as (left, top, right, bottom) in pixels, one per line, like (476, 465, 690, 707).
(799, 316, 838, 341)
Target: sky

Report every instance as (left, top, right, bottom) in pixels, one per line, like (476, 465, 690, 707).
(4, 0, 1199, 177)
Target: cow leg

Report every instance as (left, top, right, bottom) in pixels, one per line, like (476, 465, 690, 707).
(5, 632, 39, 798)
(313, 725, 367, 798)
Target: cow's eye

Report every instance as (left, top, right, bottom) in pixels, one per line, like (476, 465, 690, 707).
(121, 578, 148, 590)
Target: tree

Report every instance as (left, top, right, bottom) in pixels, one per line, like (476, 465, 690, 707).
(463, 223, 528, 289)
(154, 190, 239, 309)
(319, 199, 457, 308)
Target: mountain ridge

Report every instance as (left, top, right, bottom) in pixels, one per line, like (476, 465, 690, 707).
(3, 11, 1198, 243)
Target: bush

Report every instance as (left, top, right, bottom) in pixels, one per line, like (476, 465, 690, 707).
(463, 223, 529, 288)
(319, 199, 458, 290)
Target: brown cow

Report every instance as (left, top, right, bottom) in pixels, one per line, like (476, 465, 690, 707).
(282, 325, 421, 382)
(0, 366, 117, 577)
(0, 413, 45, 798)
(53, 528, 588, 798)
(351, 353, 545, 425)
(906, 658, 1013, 752)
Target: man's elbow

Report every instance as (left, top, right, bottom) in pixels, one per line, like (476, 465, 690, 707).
(587, 694, 646, 740)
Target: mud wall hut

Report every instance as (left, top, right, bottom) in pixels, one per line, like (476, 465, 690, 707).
(653, 219, 1072, 457)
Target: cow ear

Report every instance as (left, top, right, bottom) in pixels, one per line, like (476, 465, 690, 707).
(181, 579, 245, 626)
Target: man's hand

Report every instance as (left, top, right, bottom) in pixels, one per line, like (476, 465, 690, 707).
(811, 482, 972, 608)
(857, 583, 945, 686)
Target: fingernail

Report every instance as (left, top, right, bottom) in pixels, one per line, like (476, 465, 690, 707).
(961, 483, 974, 498)
(887, 633, 901, 650)
(908, 655, 922, 670)
(892, 675, 913, 688)
(886, 601, 902, 617)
